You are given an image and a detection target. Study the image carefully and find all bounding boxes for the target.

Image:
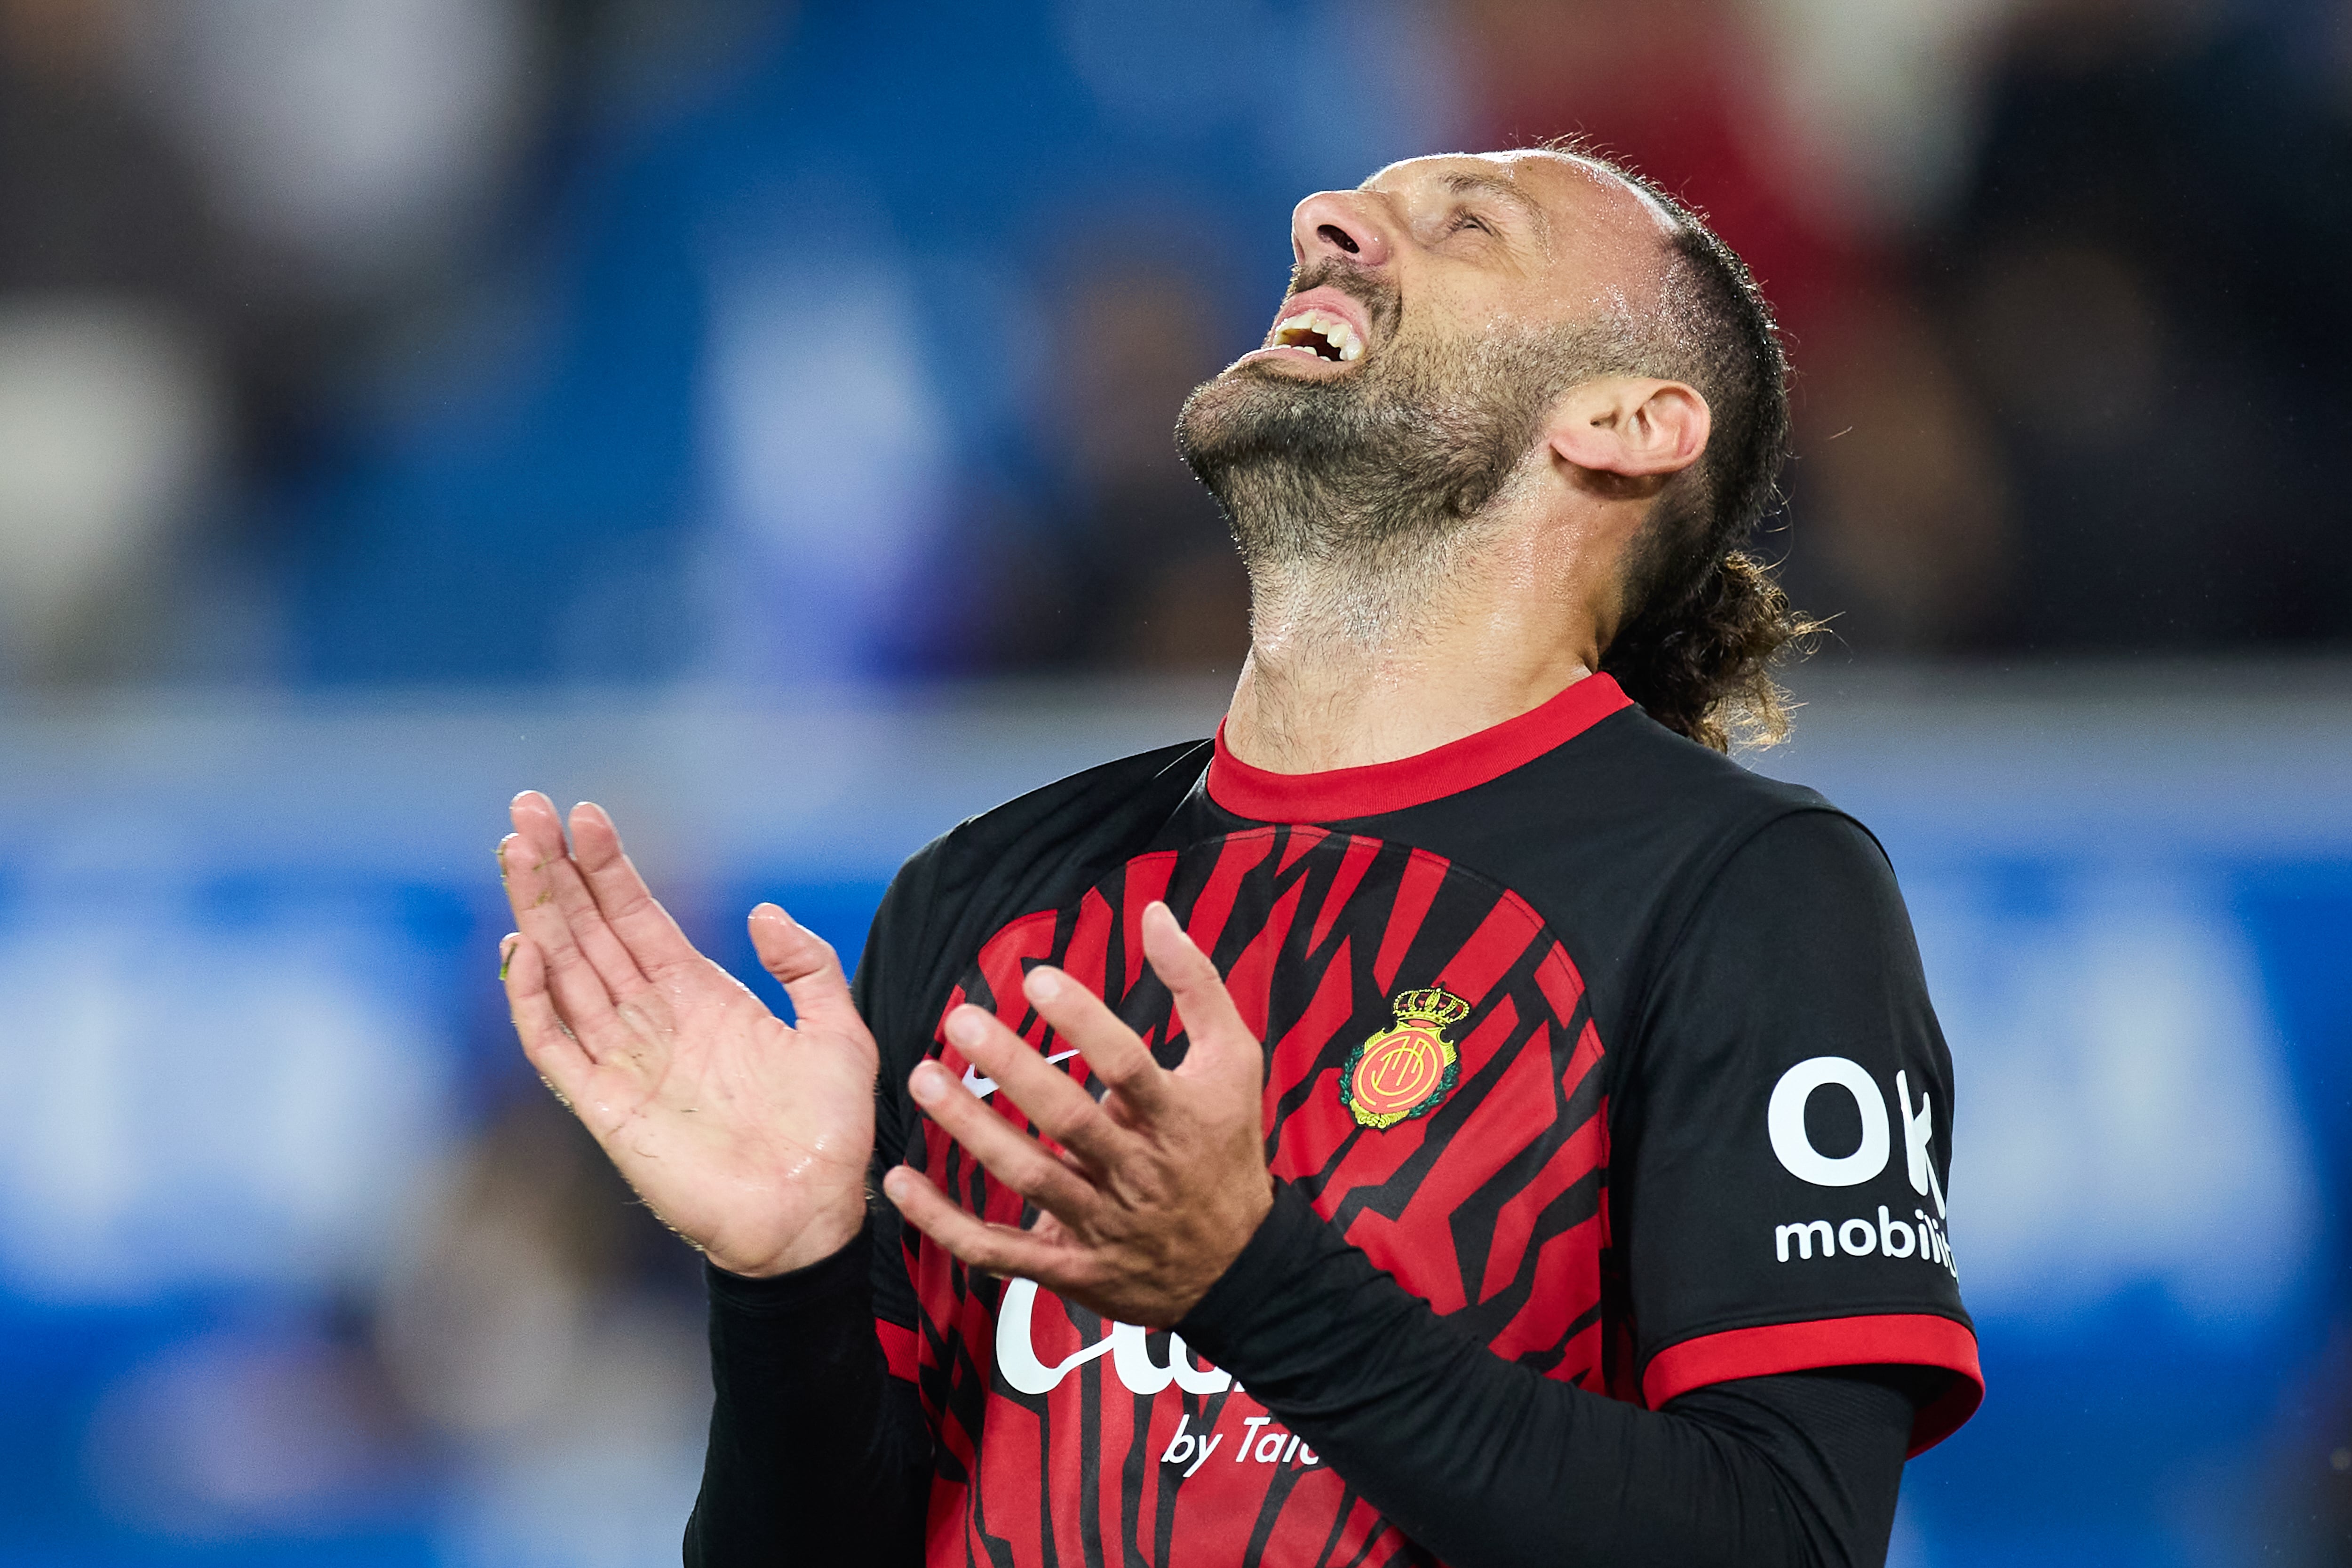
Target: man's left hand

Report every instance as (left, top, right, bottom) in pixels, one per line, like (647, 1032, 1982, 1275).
(882, 900, 1273, 1329)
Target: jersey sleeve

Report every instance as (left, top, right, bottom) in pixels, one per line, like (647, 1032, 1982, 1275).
(1613, 809, 1982, 1454)
(685, 1230, 928, 1567)
(1178, 1180, 1921, 1568)
(682, 850, 946, 1565)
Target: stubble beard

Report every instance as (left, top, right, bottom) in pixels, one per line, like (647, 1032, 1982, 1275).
(1175, 271, 1614, 638)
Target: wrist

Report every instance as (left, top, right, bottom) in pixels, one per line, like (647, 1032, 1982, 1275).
(706, 1217, 874, 1313)
(1175, 1180, 1325, 1356)
(711, 1191, 871, 1279)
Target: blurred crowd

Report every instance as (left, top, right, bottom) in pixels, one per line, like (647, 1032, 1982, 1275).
(1, 0, 2345, 694)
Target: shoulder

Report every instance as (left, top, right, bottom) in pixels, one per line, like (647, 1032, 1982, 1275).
(1579, 705, 1844, 831)
(1574, 716, 1911, 990)
(1587, 707, 1894, 887)
(860, 738, 1212, 1022)
(1446, 702, 1875, 918)
(915, 737, 1212, 899)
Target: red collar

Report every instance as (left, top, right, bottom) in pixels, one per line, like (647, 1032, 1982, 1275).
(1205, 673, 1631, 823)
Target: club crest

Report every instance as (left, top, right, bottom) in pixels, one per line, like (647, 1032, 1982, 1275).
(1340, 987, 1468, 1130)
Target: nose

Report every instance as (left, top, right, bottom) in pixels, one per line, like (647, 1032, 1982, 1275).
(1290, 191, 1393, 270)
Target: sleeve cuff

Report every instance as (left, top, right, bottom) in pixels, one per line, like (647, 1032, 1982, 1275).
(705, 1220, 874, 1320)
(1642, 1312, 1984, 1457)
(1174, 1179, 1333, 1368)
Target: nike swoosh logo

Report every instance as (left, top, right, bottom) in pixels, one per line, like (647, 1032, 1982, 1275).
(963, 1048, 1081, 1100)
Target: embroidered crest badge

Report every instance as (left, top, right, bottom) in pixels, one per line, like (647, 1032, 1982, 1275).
(1340, 987, 1469, 1130)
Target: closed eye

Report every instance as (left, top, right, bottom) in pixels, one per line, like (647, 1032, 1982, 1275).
(1448, 209, 1496, 239)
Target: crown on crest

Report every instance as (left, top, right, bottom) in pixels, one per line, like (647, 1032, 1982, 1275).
(1391, 987, 1470, 1028)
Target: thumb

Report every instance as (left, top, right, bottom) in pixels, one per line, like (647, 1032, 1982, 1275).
(1140, 902, 1262, 1094)
(749, 904, 863, 1037)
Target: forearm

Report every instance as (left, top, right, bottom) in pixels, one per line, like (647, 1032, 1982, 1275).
(684, 1223, 931, 1568)
(1175, 1184, 1911, 1568)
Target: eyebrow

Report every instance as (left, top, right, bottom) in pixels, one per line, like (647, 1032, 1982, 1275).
(1434, 170, 1551, 246)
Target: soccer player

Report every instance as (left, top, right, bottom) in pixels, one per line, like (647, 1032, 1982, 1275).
(495, 147, 1979, 1568)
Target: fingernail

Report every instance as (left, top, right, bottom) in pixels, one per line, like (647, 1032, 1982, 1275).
(910, 1063, 946, 1105)
(945, 1008, 986, 1048)
(498, 934, 518, 979)
(1024, 967, 1061, 1003)
(882, 1167, 913, 1202)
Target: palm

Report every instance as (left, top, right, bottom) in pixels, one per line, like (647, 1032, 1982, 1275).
(498, 794, 876, 1277)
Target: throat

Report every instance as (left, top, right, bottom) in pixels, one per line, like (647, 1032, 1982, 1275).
(1226, 644, 1597, 778)
(1227, 542, 1595, 777)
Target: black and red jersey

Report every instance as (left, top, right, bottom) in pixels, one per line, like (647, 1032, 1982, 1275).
(820, 674, 1979, 1567)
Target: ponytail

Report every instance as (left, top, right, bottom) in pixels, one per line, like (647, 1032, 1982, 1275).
(1600, 550, 1816, 752)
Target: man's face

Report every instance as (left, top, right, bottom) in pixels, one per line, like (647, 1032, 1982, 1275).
(1176, 151, 1676, 565)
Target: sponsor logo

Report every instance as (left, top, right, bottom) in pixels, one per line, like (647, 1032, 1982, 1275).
(1766, 1056, 1958, 1278)
(1766, 1057, 1947, 1213)
(1774, 1205, 1958, 1277)
(1340, 987, 1467, 1130)
(996, 1281, 1319, 1483)
(1160, 1413, 1319, 1478)
(996, 1277, 1233, 1396)
(962, 1047, 1081, 1100)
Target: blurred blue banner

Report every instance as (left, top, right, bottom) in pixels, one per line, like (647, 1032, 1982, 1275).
(0, 669, 2344, 1566)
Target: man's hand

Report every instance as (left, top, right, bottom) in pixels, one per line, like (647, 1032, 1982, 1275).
(882, 901, 1272, 1329)
(497, 791, 876, 1278)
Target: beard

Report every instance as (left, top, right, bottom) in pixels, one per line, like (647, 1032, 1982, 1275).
(1175, 265, 1620, 579)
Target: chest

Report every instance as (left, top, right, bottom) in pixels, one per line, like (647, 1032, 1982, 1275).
(896, 826, 1621, 1564)
(914, 824, 1615, 1361)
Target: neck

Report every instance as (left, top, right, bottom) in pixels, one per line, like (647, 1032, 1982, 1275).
(1223, 511, 1606, 775)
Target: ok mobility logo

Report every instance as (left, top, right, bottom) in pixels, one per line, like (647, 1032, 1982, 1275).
(1768, 1057, 1957, 1279)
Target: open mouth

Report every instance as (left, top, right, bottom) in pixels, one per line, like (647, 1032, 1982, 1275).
(1268, 307, 1365, 362)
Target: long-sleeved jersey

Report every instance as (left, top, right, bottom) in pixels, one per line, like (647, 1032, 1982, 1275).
(688, 674, 1981, 1566)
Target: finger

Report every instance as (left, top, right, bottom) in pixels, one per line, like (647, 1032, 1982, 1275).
(507, 789, 569, 865)
(501, 933, 595, 1107)
(1140, 903, 1262, 1089)
(565, 802, 707, 978)
(1021, 965, 1171, 1120)
(882, 1164, 1088, 1286)
(500, 798, 653, 1000)
(748, 904, 864, 1037)
(946, 1005, 1137, 1170)
(496, 794, 558, 932)
(499, 833, 629, 1055)
(907, 1059, 1104, 1225)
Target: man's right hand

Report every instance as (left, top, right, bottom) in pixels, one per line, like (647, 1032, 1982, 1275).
(497, 791, 876, 1278)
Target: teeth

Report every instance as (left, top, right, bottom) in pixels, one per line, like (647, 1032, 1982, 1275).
(1271, 307, 1365, 363)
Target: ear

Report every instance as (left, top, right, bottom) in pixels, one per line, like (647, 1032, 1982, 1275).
(1548, 377, 1711, 481)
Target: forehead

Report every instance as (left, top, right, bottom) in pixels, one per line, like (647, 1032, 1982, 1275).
(1363, 150, 1677, 249)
